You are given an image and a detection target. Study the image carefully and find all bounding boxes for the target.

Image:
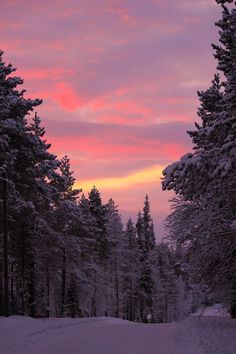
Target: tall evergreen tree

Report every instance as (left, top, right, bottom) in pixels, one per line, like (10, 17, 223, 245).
(88, 187, 108, 263)
(135, 196, 156, 322)
(106, 199, 123, 317)
(0, 51, 62, 316)
(162, 0, 236, 317)
(136, 211, 144, 250)
(143, 195, 156, 252)
(122, 218, 139, 321)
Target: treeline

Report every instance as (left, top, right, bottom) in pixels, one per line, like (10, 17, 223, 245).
(162, 0, 236, 317)
(0, 50, 200, 321)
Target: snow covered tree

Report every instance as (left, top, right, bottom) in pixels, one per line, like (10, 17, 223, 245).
(135, 196, 156, 322)
(105, 199, 124, 317)
(58, 155, 81, 201)
(86, 187, 109, 316)
(143, 195, 156, 252)
(136, 210, 144, 250)
(74, 194, 97, 316)
(0, 51, 83, 318)
(0, 51, 57, 317)
(162, 1, 236, 317)
(55, 155, 81, 316)
(88, 187, 108, 263)
(122, 218, 139, 321)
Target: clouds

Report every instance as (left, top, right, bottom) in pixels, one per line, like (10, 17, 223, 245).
(0, 0, 221, 227)
(1, 0, 219, 128)
(44, 119, 193, 182)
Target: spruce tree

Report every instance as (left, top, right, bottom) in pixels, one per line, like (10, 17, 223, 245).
(136, 211, 144, 250)
(106, 199, 123, 317)
(122, 218, 139, 321)
(143, 195, 156, 252)
(88, 187, 108, 263)
(162, 0, 236, 316)
(135, 196, 156, 322)
(0, 51, 54, 316)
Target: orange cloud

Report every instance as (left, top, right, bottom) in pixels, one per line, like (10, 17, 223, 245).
(76, 164, 163, 191)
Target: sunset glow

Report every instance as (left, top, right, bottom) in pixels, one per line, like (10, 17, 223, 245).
(0, 0, 220, 236)
(77, 165, 163, 191)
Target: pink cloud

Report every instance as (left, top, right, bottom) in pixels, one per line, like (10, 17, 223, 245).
(47, 132, 189, 173)
(0, 0, 221, 232)
(51, 82, 85, 111)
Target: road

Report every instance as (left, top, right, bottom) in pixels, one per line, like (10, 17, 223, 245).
(1, 316, 177, 354)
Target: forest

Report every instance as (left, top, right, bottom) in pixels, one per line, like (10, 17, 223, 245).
(0, 50, 199, 322)
(1, 0, 236, 322)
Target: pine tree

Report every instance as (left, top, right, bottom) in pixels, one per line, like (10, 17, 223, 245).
(122, 218, 139, 321)
(162, 1, 236, 317)
(76, 194, 97, 316)
(135, 196, 156, 322)
(143, 195, 156, 252)
(88, 187, 108, 263)
(58, 155, 81, 201)
(52, 156, 81, 317)
(105, 199, 123, 317)
(136, 211, 144, 250)
(87, 187, 109, 316)
(0, 51, 55, 317)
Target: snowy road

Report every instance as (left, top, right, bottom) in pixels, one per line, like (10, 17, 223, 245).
(1, 314, 236, 354)
(0, 316, 176, 354)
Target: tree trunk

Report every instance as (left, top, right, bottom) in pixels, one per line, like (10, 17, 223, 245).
(61, 247, 66, 317)
(46, 267, 50, 317)
(3, 179, 8, 316)
(129, 279, 133, 321)
(28, 263, 35, 317)
(21, 227, 25, 315)
(11, 263, 14, 313)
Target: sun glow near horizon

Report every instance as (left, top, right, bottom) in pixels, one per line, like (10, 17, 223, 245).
(75, 164, 164, 192)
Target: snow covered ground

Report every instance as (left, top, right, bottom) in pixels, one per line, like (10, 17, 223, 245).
(0, 316, 176, 354)
(0, 309, 236, 354)
(175, 315, 236, 354)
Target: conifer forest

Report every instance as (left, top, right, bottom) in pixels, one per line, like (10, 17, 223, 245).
(1, 0, 236, 323)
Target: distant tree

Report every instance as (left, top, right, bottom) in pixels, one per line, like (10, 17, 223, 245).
(89, 187, 108, 263)
(87, 187, 109, 316)
(105, 199, 123, 317)
(136, 211, 144, 250)
(136, 196, 156, 322)
(58, 155, 81, 201)
(143, 195, 156, 252)
(122, 218, 139, 321)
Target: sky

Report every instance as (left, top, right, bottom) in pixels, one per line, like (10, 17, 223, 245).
(0, 0, 221, 238)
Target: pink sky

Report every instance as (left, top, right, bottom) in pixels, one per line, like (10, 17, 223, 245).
(0, 0, 221, 238)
